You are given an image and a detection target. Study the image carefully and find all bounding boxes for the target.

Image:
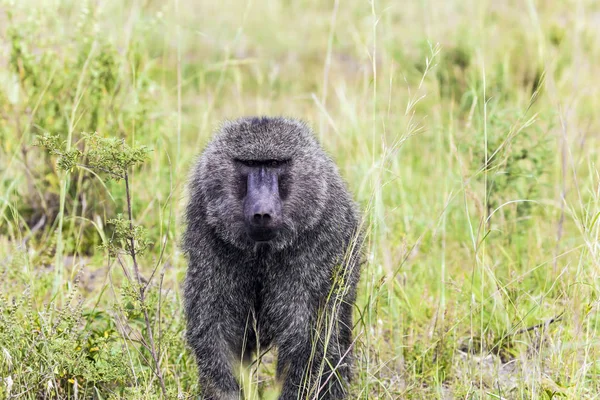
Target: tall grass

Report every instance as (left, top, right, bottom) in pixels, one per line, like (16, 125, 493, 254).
(1, 0, 599, 398)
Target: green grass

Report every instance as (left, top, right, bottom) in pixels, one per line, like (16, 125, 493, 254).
(1, 0, 600, 398)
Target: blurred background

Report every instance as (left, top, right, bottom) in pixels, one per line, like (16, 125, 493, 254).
(0, 0, 599, 398)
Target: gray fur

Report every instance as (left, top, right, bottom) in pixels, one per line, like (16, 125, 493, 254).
(182, 116, 363, 399)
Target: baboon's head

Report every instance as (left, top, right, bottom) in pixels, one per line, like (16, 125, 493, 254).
(194, 117, 336, 250)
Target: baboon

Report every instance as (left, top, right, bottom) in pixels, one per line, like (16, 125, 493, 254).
(183, 116, 363, 400)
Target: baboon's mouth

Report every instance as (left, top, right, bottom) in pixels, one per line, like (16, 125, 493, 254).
(247, 227, 279, 242)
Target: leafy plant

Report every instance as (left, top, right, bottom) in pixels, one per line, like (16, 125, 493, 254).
(37, 132, 170, 397)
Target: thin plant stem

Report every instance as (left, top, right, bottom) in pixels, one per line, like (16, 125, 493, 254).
(124, 172, 168, 398)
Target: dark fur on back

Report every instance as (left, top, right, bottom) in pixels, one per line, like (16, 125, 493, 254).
(182, 117, 363, 400)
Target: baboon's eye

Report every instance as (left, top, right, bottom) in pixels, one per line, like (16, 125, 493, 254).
(235, 159, 257, 167)
(235, 159, 258, 168)
(269, 159, 291, 168)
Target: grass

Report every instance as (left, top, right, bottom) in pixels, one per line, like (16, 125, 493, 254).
(1, 0, 600, 398)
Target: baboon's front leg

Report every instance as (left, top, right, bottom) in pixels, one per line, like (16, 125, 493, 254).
(186, 313, 240, 400)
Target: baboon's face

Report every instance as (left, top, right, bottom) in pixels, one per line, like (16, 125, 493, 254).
(198, 118, 332, 250)
(234, 158, 289, 243)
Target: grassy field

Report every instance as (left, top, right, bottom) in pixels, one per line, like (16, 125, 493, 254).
(1, 0, 600, 398)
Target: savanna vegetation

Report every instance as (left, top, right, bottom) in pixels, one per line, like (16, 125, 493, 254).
(1, 0, 599, 398)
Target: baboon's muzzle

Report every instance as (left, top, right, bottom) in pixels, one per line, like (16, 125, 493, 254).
(243, 166, 283, 242)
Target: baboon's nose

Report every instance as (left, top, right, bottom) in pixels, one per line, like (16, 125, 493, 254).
(252, 212, 272, 226)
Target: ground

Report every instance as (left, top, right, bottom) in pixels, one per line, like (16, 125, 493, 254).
(0, 0, 599, 399)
